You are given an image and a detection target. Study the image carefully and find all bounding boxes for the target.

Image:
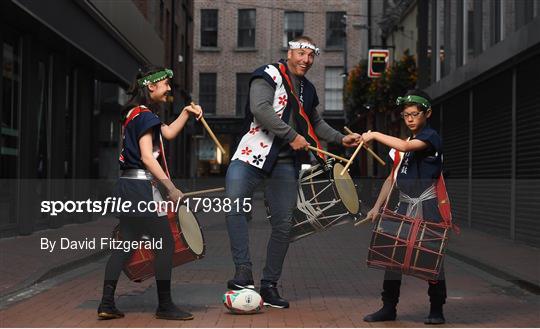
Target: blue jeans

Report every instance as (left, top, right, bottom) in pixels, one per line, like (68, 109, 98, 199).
(225, 159, 297, 283)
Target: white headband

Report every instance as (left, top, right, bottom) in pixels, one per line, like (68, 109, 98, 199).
(288, 41, 320, 56)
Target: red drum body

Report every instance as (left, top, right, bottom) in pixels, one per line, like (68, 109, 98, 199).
(367, 209, 449, 281)
(117, 205, 205, 282)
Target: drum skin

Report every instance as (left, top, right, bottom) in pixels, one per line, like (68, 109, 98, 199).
(115, 205, 206, 282)
(332, 163, 360, 214)
(290, 160, 361, 242)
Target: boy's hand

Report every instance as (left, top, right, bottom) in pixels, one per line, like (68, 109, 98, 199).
(361, 131, 376, 144)
(366, 207, 381, 223)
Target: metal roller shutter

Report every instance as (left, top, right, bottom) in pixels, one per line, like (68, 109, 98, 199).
(515, 55, 540, 247)
(441, 92, 470, 226)
(430, 104, 441, 133)
(471, 70, 513, 237)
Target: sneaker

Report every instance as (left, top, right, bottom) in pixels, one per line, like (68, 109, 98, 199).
(155, 303, 194, 321)
(363, 306, 397, 322)
(227, 264, 255, 290)
(97, 302, 125, 320)
(260, 284, 289, 309)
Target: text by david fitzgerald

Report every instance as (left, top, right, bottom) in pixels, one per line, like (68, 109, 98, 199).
(40, 237, 162, 253)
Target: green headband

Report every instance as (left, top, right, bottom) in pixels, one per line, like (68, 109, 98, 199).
(137, 69, 173, 87)
(396, 95, 431, 109)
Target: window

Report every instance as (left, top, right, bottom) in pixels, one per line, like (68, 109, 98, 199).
(36, 61, 50, 179)
(326, 12, 346, 49)
(490, 0, 503, 46)
(174, 23, 179, 59)
(442, 0, 451, 78)
(199, 73, 216, 114)
(147, 0, 156, 26)
(467, 0, 474, 59)
(201, 9, 218, 47)
(324, 67, 344, 112)
(283, 12, 304, 47)
(166, 9, 170, 61)
(515, 0, 535, 29)
(159, 0, 164, 37)
(1, 37, 21, 178)
(238, 9, 256, 48)
(236, 73, 251, 116)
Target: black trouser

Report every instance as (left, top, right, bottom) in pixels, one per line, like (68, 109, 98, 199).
(104, 217, 175, 281)
(381, 268, 447, 306)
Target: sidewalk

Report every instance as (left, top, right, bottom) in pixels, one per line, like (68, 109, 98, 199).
(0, 217, 117, 297)
(446, 225, 540, 291)
(0, 199, 538, 327)
(1, 203, 538, 299)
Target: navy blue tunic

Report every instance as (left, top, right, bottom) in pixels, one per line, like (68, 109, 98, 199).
(119, 110, 162, 170)
(114, 108, 164, 218)
(395, 125, 443, 222)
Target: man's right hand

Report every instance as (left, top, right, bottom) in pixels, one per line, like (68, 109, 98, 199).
(289, 134, 310, 151)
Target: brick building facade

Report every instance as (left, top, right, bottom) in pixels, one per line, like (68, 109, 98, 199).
(191, 0, 368, 176)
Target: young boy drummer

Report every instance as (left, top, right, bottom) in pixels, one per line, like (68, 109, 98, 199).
(361, 89, 447, 325)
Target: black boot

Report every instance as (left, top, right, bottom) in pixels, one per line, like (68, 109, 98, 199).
(259, 281, 289, 309)
(426, 279, 446, 324)
(424, 303, 445, 325)
(363, 303, 397, 322)
(155, 280, 194, 321)
(227, 264, 255, 290)
(364, 276, 400, 322)
(97, 280, 125, 320)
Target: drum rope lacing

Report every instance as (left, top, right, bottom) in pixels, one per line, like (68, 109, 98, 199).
(298, 166, 341, 230)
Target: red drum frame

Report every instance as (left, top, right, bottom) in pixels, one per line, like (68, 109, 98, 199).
(367, 208, 449, 281)
(290, 159, 361, 242)
(114, 205, 205, 282)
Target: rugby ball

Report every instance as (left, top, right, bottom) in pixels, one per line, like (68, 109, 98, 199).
(223, 289, 263, 314)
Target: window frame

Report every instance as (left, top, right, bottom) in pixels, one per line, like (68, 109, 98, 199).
(199, 73, 217, 114)
(325, 11, 346, 49)
(235, 73, 251, 116)
(283, 11, 304, 48)
(324, 66, 344, 112)
(237, 9, 256, 48)
(200, 9, 218, 48)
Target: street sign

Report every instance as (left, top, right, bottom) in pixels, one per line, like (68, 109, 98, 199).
(368, 49, 390, 78)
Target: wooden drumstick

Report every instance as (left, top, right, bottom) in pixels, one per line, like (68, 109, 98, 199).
(306, 145, 348, 163)
(354, 211, 381, 226)
(354, 217, 370, 226)
(340, 131, 367, 176)
(344, 126, 386, 166)
(190, 102, 226, 155)
(183, 187, 225, 197)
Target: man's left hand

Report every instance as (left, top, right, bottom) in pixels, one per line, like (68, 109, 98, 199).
(342, 133, 361, 147)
